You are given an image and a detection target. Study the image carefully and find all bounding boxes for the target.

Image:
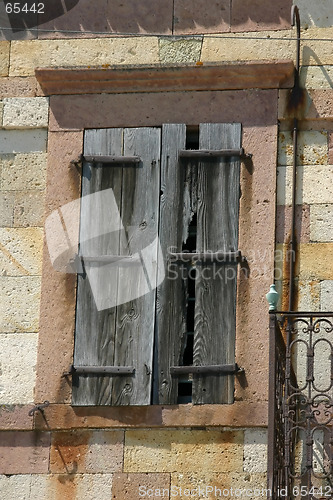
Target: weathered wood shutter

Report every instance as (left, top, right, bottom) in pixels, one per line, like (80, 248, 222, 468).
(72, 127, 161, 405)
(73, 123, 241, 406)
(155, 124, 188, 404)
(193, 123, 241, 404)
(156, 123, 241, 404)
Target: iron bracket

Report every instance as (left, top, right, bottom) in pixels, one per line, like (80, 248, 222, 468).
(170, 363, 244, 376)
(83, 155, 141, 165)
(28, 401, 50, 417)
(63, 364, 135, 376)
(179, 148, 252, 160)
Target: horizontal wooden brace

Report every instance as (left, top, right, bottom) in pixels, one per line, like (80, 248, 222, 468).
(168, 250, 243, 262)
(84, 155, 141, 164)
(65, 365, 135, 375)
(179, 148, 244, 159)
(170, 364, 243, 376)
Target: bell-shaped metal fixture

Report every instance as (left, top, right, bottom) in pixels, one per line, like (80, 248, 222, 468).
(266, 284, 279, 311)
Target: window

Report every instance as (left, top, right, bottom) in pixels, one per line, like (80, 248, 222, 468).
(72, 123, 242, 406)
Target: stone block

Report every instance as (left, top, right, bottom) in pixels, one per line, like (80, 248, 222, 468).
(300, 66, 333, 90)
(50, 430, 124, 473)
(106, 0, 173, 35)
(171, 472, 267, 499)
(0, 333, 38, 404)
(310, 204, 333, 242)
(298, 243, 333, 280)
(300, 27, 333, 65)
(0, 276, 41, 332)
(320, 280, 333, 311)
(0, 227, 43, 276)
(37, 0, 109, 39)
(300, 166, 333, 205)
(0, 405, 33, 430)
(159, 37, 202, 64)
(38, 0, 173, 38)
(49, 89, 276, 132)
(0, 474, 113, 500)
(201, 30, 294, 63)
(279, 89, 333, 121)
(231, 0, 291, 32)
(0, 77, 37, 98)
(46, 474, 113, 500)
(112, 473, 171, 499)
(124, 429, 243, 473)
(296, 0, 333, 28)
(0, 41, 9, 76)
(243, 429, 267, 473)
(0, 430, 49, 474)
(0, 191, 15, 226)
(277, 165, 333, 205)
(174, 0, 230, 35)
(0, 191, 45, 228)
(3, 97, 49, 128)
(276, 278, 327, 312)
(0, 475, 33, 499)
(0, 152, 47, 190)
(278, 131, 328, 166)
(0, 130, 47, 153)
(13, 191, 46, 227)
(10, 38, 159, 76)
(298, 280, 321, 311)
(276, 204, 310, 244)
(202, 27, 333, 66)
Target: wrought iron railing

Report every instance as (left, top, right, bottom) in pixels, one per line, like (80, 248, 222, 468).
(268, 313, 333, 500)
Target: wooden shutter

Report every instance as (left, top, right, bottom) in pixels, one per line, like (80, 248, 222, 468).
(156, 123, 241, 405)
(193, 123, 241, 404)
(72, 127, 161, 405)
(155, 124, 188, 404)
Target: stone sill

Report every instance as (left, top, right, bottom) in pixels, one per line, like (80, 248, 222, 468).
(31, 401, 268, 431)
(35, 60, 295, 96)
(0, 401, 267, 431)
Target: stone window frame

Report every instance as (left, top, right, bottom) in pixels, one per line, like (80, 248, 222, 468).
(33, 61, 294, 430)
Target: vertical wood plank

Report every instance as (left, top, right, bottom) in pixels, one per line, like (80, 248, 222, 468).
(112, 127, 161, 405)
(73, 128, 123, 405)
(155, 124, 187, 404)
(193, 123, 241, 404)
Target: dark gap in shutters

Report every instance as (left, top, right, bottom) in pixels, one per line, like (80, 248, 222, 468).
(177, 127, 199, 403)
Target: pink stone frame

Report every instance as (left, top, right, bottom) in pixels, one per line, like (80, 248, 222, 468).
(34, 64, 292, 429)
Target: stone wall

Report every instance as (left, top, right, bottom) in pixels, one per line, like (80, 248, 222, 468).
(0, 428, 268, 499)
(0, 1, 332, 498)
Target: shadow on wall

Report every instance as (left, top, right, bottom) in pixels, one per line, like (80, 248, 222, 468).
(0, 0, 293, 40)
